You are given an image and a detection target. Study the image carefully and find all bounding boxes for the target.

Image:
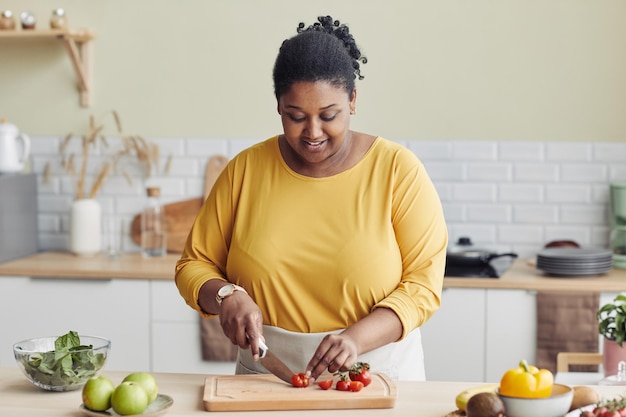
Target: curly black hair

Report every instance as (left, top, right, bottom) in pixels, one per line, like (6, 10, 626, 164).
(272, 15, 368, 99)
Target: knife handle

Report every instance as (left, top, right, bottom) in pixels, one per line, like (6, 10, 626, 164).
(247, 334, 268, 359)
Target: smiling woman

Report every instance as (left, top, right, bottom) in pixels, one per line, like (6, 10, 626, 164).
(175, 14, 448, 382)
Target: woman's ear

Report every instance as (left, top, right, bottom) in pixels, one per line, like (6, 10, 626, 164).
(349, 89, 357, 115)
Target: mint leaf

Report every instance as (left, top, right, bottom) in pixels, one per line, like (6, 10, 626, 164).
(19, 330, 105, 390)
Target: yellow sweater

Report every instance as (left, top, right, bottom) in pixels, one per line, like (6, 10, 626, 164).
(175, 136, 447, 339)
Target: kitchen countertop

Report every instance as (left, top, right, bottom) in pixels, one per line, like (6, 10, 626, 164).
(1, 251, 626, 292)
(2, 366, 624, 417)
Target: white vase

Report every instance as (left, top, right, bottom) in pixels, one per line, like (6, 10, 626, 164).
(70, 199, 101, 256)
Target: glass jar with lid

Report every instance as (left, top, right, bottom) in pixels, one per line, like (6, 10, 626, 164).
(0, 10, 16, 30)
(49, 8, 67, 30)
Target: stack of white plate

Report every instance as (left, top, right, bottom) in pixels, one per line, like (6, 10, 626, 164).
(536, 247, 613, 276)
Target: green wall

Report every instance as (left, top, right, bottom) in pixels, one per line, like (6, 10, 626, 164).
(2, 0, 625, 141)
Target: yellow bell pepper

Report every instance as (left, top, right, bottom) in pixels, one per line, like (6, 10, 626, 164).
(499, 359, 554, 398)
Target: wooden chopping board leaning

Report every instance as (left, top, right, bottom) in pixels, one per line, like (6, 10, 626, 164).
(130, 154, 228, 254)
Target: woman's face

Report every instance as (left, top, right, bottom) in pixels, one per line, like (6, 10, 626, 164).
(277, 81, 356, 171)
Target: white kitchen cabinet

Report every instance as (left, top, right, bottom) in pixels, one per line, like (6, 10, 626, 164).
(0, 276, 150, 371)
(150, 280, 236, 375)
(485, 289, 536, 382)
(422, 288, 536, 383)
(421, 288, 487, 382)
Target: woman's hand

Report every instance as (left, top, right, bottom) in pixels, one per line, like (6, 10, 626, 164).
(218, 291, 265, 358)
(305, 333, 359, 382)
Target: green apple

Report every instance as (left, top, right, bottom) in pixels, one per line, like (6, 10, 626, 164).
(122, 372, 159, 403)
(82, 375, 115, 411)
(111, 381, 149, 416)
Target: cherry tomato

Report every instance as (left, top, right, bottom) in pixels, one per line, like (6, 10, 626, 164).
(290, 373, 309, 388)
(348, 362, 372, 387)
(336, 380, 350, 391)
(356, 369, 372, 387)
(317, 379, 333, 390)
(349, 381, 364, 392)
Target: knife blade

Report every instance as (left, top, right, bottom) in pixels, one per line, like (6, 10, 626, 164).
(257, 339, 294, 384)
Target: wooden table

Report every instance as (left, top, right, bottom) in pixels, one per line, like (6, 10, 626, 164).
(2, 367, 626, 417)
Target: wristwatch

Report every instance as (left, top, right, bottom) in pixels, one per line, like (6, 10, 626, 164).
(215, 284, 247, 305)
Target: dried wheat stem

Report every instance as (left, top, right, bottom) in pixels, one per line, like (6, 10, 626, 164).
(43, 162, 51, 184)
(89, 162, 111, 199)
(164, 154, 173, 175)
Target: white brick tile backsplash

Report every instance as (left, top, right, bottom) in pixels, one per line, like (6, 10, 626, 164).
(498, 225, 544, 243)
(561, 163, 608, 183)
(467, 204, 511, 223)
(466, 163, 512, 182)
(609, 164, 626, 182)
(545, 184, 591, 203)
(407, 141, 453, 160)
(452, 142, 497, 160)
(544, 226, 590, 245)
(424, 162, 465, 181)
(513, 205, 558, 224)
(499, 142, 544, 161)
(499, 184, 544, 203)
(26, 137, 618, 255)
(560, 205, 607, 225)
(452, 183, 497, 202)
(441, 203, 465, 222)
(546, 143, 592, 161)
(513, 163, 559, 182)
(594, 143, 626, 162)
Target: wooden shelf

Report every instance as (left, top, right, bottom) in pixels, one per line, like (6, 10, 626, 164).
(0, 29, 95, 107)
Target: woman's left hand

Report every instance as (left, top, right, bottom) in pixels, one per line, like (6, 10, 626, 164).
(305, 333, 358, 382)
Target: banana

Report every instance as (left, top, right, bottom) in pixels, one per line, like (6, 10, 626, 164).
(455, 383, 500, 411)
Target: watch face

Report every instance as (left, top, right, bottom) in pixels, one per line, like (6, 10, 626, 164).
(218, 285, 234, 298)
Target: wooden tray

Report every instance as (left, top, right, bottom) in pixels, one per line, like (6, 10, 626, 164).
(203, 373, 397, 411)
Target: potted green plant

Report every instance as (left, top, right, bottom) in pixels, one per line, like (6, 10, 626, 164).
(597, 294, 626, 376)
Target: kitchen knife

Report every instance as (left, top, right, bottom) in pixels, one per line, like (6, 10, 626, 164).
(257, 339, 295, 384)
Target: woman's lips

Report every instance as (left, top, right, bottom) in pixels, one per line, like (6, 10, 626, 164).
(303, 139, 328, 150)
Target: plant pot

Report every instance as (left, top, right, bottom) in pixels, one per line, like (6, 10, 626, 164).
(70, 199, 101, 256)
(603, 338, 626, 377)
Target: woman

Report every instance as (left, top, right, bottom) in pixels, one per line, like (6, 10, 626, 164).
(175, 15, 447, 382)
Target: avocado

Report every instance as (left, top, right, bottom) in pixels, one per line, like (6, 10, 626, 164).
(466, 392, 506, 417)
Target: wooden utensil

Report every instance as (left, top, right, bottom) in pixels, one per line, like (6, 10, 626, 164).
(130, 155, 228, 254)
(203, 373, 397, 411)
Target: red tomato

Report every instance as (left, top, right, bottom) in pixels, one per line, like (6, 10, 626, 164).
(317, 379, 332, 390)
(349, 381, 364, 392)
(290, 373, 309, 388)
(348, 362, 372, 387)
(336, 380, 350, 391)
(356, 369, 372, 387)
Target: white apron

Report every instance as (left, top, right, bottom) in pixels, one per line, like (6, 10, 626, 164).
(236, 325, 425, 381)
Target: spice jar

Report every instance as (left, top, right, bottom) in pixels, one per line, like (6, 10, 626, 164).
(20, 11, 36, 30)
(0, 10, 16, 30)
(49, 8, 67, 30)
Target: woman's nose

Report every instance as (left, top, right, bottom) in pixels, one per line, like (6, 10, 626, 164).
(305, 118, 323, 139)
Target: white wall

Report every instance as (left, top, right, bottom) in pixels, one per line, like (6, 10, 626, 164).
(2, 0, 626, 141)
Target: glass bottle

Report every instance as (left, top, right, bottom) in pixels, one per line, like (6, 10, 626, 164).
(141, 187, 166, 258)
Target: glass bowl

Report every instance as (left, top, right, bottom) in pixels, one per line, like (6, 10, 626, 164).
(13, 335, 110, 391)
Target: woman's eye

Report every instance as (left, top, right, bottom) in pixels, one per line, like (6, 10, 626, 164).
(288, 114, 305, 122)
(320, 113, 337, 122)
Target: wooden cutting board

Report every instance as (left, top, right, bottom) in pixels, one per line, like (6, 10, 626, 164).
(130, 155, 228, 254)
(203, 373, 397, 411)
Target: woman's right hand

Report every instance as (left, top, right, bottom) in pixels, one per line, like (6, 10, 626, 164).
(218, 289, 265, 358)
